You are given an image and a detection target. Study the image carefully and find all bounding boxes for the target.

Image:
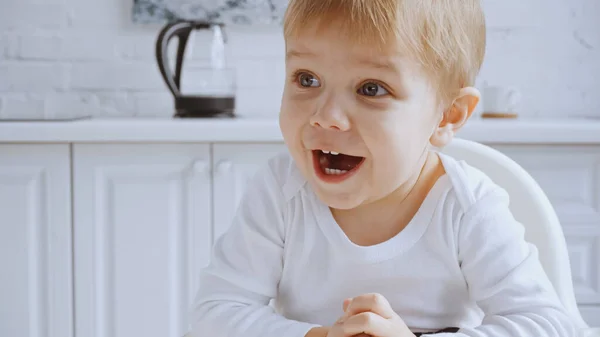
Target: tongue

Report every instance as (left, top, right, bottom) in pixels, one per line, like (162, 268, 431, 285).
(320, 153, 363, 171)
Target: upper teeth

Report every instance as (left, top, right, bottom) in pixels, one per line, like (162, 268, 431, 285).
(321, 150, 339, 155)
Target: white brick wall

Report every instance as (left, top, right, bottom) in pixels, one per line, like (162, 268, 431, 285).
(0, 0, 598, 119)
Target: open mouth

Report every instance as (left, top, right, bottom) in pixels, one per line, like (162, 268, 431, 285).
(312, 149, 365, 182)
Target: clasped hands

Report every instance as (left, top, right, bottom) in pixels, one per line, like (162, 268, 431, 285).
(326, 293, 416, 337)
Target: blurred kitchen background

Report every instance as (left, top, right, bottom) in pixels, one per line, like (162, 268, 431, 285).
(1, 1, 600, 337)
(0, 0, 598, 119)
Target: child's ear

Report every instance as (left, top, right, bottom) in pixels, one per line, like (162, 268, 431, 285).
(430, 87, 480, 147)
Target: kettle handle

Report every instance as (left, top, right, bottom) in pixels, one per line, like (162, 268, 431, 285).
(155, 20, 211, 97)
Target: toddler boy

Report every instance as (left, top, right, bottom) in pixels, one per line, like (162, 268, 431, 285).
(190, 0, 577, 336)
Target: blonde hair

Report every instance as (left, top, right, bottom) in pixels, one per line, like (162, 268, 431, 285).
(283, 0, 486, 104)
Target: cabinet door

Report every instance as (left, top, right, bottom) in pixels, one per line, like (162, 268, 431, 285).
(212, 143, 288, 241)
(73, 144, 211, 337)
(0, 144, 72, 337)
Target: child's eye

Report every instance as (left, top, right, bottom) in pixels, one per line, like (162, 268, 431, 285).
(296, 72, 321, 88)
(358, 82, 389, 97)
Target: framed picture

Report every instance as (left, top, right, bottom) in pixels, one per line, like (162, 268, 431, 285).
(132, 0, 289, 24)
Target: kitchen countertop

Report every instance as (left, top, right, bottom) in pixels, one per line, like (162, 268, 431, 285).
(1, 117, 600, 144)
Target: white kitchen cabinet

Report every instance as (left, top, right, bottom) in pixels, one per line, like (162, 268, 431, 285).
(72, 144, 212, 337)
(212, 143, 288, 240)
(0, 144, 72, 337)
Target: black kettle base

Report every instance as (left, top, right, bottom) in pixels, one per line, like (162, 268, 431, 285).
(175, 96, 235, 118)
(173, 96, 236, 119)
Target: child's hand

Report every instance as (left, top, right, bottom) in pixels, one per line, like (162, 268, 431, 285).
(328, 293, 415, 337)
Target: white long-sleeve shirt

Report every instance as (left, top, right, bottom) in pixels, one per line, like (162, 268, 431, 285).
(190, 151, 577, 337)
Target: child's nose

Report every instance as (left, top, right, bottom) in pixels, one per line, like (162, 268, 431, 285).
(309, 112, 350, 131)
(310, 99, 350, 131)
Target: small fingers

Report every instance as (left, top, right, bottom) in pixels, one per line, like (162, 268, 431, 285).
(343, 298, 352, 312)
(345, 293, 395, 319)
(341, 312, 391, 336)
(335, 298, 354, 325)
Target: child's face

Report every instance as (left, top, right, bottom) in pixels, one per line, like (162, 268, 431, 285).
(279, 26, 444, 210)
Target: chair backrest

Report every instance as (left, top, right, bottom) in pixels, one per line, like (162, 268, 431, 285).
(441, 138, 588, 329)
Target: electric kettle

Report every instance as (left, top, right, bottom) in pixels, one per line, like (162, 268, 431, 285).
(155, 20, 236, 118)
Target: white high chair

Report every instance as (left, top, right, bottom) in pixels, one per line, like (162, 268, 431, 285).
(441, 138, 591, 332)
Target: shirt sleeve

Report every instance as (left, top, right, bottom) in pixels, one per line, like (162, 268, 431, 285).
(189, 162, 319, 337)
(424, 188, 578, 337)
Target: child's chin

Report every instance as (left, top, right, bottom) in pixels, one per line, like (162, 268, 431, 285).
(313, 185, 364, 210)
